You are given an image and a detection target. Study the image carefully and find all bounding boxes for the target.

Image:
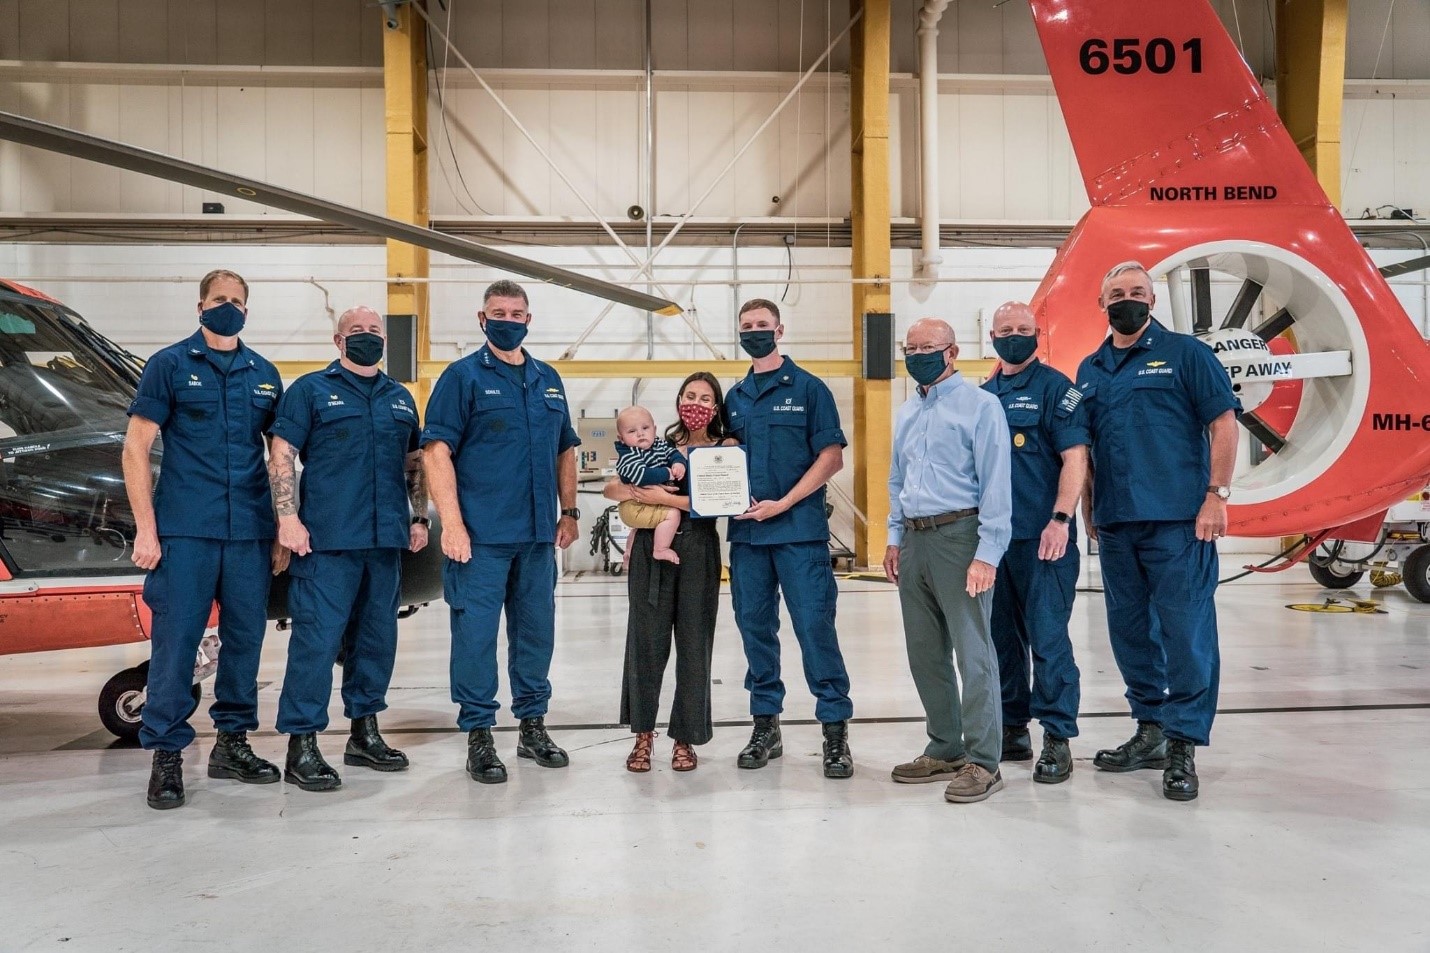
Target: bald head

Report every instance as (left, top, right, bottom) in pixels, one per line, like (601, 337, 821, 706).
(991, 301, 1037, 336)
(906, 318, 955, 349)
(337, 306, 384, 336)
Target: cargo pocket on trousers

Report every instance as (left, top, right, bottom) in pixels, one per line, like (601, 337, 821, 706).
(141, 543, 170, 614)
(442, 560, 466, 611)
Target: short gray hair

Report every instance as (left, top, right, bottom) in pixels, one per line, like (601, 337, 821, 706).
(483, 279, 529, 308)
(1101, 260, 1152, 290)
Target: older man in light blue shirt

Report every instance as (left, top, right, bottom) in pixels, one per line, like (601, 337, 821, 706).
(883, 317, 1012, 804)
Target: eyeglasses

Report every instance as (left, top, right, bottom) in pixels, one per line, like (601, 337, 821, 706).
(991, 328, 1041, 338)
(900, 343, 952, 356)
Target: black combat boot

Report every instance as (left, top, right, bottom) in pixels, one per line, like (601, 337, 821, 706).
(285, 733, 342, 791)
(516, 717, 570, 767)
(466, 728, 508, 784)
(1093, 720, 1170, 772)
(208, 730, 280, 783)
(147, 750, 186, 810)
(1001, 724, 1034, 762)
(821, 721, 854, 779)
(1163, 739, 1199, 801)
(1033, 733, 1072, 784)
(737, 715, 783, 769)
(344, 715, 409, 771)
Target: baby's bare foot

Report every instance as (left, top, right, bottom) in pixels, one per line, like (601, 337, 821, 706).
(652, 548, 681, 565)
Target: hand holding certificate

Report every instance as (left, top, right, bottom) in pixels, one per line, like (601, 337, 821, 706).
(687, 446, 751, 518)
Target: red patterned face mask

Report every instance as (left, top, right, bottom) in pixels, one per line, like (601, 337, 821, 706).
(678, 402, 717, 432)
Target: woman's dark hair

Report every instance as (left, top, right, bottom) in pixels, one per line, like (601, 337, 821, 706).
(665, 370, 730, 446)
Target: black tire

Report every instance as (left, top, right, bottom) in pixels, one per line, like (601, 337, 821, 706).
(97, 666, 201, 741)
(1403, 546, 1430, 603)
(1309, 560, 1363, 589)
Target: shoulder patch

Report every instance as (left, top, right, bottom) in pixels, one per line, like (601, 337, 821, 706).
(1056, 386, 1083, 417)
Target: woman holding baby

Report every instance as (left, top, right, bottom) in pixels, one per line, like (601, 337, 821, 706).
(604, 371, 733, 772)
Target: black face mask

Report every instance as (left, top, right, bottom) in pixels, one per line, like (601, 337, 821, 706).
(343, 332, 385, 367)
(739, 330, 778, 359)
(1107, 299, 1150, 336)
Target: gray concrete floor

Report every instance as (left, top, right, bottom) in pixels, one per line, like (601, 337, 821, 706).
(1, 559, 1428, 952)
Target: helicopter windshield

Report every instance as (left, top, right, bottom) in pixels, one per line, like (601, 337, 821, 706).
(0, 289, 151, 576)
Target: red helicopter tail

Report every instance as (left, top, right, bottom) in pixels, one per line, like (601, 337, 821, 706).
(1030, 0, 1326, 210)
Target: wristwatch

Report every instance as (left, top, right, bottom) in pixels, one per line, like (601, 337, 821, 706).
(411, 516, 431, 526)
(561, 507, 581, 519)
(1051, 511, 1071, 524)
(1207, 485, 1231, 500)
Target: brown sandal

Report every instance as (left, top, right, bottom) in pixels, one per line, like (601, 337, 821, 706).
(672, 740, 697, 772)
(626, 732, 655, 773)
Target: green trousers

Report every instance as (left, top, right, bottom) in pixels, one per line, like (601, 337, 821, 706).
(898, 516, 1002, 772)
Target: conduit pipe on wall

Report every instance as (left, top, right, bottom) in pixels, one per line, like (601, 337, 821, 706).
(917, 0, 951, 288)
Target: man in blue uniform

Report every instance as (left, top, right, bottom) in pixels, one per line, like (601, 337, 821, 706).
(725, 298, 854, 779)
(885, 318, 1012, 803)
(122, 269, 287, 810)
(1077, 261, 1240, 801)
(422, 279, 581, 784)
(267, 306, 429, 791)
(981, 301, 1089, 784)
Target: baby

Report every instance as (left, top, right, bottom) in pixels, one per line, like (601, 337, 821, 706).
(614, 405, 686, 565)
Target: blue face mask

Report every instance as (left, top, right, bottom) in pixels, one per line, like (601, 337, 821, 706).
(904, 348, 948, 387)
(343, 332, 385, 367)
(483, 318, 528, 352)
(739, 330, 778, 359)
(991, 332, 1038, 366)
(199, 301, 246, 337)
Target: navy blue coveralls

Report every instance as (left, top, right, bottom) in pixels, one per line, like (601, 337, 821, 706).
(1076, 319, 1240, 746)
(129, 330, 282, 752)
(269, 362, 420, 735)
(725, 356, 853, 723)
(420, 345, 580, 731)
(982, 359, 1090, 740)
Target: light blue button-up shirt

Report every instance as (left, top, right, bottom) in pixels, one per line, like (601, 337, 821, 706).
(888, 371, 1012, 566)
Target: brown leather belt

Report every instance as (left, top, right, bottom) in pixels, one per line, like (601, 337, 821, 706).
(903, 508, 979, 531)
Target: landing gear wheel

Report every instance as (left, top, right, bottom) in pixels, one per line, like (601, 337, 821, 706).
(97, 664, 201, 741)
(1308, 560, 1363, 590)
(1403, 546, 1430, 603)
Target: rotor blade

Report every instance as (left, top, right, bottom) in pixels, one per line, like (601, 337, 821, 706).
(1379, 254, 1430, 280)
(1221, 278, 1264, 330)
(1253, 307, 1295, 341)
(1240, 411, 1287, 454)
(1191, 266, 1213, 333)
(0, 110, 681, 317)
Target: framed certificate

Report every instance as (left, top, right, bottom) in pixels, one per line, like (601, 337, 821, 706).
(687, 446, 750, 518)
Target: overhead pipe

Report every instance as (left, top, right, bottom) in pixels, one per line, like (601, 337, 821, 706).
(916, 0, 951, 290)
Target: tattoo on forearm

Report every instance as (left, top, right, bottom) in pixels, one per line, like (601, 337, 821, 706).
(270, 444, 298, 517)
(406, 458, 428, 515)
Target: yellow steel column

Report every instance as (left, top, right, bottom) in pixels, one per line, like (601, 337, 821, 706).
(1276, 0, 1348, 206)
(384, 0, 432, 403)
(849, 0, 893, 567)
